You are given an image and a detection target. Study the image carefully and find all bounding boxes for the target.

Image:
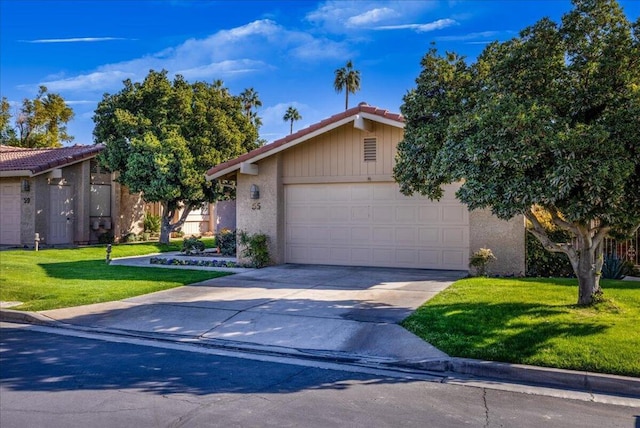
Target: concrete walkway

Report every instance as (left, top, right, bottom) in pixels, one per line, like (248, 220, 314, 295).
(36, 264, 466, 365)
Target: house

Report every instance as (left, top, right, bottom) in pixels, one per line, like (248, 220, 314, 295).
(0, 144, 145, 247)
(205, 103, 526, 274)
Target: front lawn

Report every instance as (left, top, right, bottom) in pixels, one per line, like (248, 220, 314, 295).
(402, 277, 640, 377)
(0, 239, 230, 311)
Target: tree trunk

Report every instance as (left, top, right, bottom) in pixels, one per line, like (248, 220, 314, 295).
(575, 251, 601, 305)
(159, 213, 173, 244)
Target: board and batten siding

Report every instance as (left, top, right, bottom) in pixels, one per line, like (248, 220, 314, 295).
(282, 122, 402, 183)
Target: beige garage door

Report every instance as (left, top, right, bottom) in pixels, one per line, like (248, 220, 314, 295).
(285, 182, 469, 270)
(0, 181, 22, 245)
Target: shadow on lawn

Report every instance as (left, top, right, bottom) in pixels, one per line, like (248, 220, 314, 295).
(403, 301, 608, 363)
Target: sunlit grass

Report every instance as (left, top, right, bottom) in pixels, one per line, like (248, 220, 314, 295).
(0, 239, 229, 311)
(402, 277, 640, 377)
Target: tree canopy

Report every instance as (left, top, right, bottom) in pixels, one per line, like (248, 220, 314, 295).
(93, 70, 259, 243)
(1, 86, 74, 148)
(393, 0, 640, 305)
(333, 60, 361, 110)
(283, 106, 301, 135)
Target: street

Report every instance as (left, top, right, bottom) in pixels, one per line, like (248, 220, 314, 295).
(1, 324, 638, 428)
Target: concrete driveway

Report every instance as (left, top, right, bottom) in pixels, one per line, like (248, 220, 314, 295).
(39, 265, 466, 364)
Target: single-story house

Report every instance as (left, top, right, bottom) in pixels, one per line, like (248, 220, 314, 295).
(205, 103, 526, 274)
(0, 144, 146, 247)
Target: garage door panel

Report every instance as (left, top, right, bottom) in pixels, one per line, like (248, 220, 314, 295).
(285, 183, 469, 270)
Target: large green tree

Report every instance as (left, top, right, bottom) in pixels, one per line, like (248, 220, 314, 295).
(1, 87, 74, 148)
(393, 0, 640, 305)
(93, 70, 259, 243)
(333, 60, 361, 110)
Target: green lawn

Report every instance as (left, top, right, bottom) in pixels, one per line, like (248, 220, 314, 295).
(0, 239, 230, 311)
(402, 277, 640, 377)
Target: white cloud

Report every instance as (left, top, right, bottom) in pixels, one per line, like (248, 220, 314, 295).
(33, 19, 349, 94)
(307, 1, 438, 33)
(22, 37, 129, 43)
(436, 31, 499, 41)
(347, 8, 398, 27)
(376, 19, 458, 32)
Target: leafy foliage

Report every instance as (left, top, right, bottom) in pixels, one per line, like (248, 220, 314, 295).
(181, 237, 205, 255)
(333, 60, 361, 110)
(93, 70, 259, 243)
(469, 248, 497, 277)
(283, 106, 301, 135)
(215, 228, 236, 256)
(238, 231, 270, 268)
(601, 254, 626, 279)
(394, 0, 640, 305)
(143, 212, 161, 234)
(1, 87, 74, 147)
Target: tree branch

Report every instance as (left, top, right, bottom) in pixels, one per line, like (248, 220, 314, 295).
(524, 209, 574, 256)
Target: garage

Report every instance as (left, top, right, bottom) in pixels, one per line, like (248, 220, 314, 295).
(285, 182, 469, 270)
(0, 181, 21, 245)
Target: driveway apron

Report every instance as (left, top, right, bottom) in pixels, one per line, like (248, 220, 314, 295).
(39, 265, 466, 364)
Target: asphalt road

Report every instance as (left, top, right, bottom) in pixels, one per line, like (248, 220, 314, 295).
(1, 324, 638, 428)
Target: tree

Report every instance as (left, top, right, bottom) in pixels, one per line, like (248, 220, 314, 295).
(1, 87, 74, 147)
(283, 106, 301, 135)
(93, 70, 259, 243)
(239, 87, 262, 119)
(333, 60, 361, 110)
(393, 0, 640, 305)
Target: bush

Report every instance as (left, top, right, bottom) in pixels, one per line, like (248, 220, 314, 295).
(122, 232, 137, 243)
(215, 228, 236, 256)
(469, 248, 496, 277)
(238, 231, 270, 268)
(181, 236, 205, 255)
(526, 229, 574, 278)
(602, 253, 626, 280)
(98, 231, 114, 244)
(143, 212, 161, 234)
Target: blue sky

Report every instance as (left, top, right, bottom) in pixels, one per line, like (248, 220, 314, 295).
(1, 0, 639, 146)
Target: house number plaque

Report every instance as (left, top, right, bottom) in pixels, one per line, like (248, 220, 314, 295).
(251, 202, 261, 210)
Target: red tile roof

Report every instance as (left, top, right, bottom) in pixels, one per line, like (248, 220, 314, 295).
(0, 144, 104, 175)
(205, 103, 404, 179)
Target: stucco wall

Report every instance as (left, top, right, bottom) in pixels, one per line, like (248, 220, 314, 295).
(215, 200, 236, 233)
(469, 209, 526, 276)
(118, 185, 146, 238)
(236, 154, 283, 265)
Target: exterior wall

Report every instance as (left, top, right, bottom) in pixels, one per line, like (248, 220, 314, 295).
(214, 200, 236, 233)
(469, 209, 526, 276)
(282, 121, 402, 184)
(117, 185, 146, 239)
(236, 154, 284, 265)
(34, 175, 48, 245)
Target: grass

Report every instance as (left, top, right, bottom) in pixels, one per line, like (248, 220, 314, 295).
(402, 277, 640, 377)
(0, 238, 231, 311)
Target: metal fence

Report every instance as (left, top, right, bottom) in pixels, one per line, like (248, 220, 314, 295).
(604, 229, 639, 266)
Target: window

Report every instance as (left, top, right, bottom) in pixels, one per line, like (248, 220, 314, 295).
(364, 137, 377, 162)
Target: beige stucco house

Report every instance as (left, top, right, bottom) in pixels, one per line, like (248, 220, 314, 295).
(206, 103, 526, 274)
(0, 144, 145, 247)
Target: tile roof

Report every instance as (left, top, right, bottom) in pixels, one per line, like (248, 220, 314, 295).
(0, 144, 104, 175)
(205, 103, 403, 179)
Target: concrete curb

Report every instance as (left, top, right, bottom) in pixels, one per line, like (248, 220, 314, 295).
(2, 308, 638, 398)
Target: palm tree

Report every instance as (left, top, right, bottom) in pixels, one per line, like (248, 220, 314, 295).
(239, 87, 262, 118)
(333, 60, 361, 110)
(283, 106, 301, 135)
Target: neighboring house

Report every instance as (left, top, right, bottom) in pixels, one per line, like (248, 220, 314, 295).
(146, 200, 236, 237)
(205, 103, 526, 274)
(0, 144, 145, 247)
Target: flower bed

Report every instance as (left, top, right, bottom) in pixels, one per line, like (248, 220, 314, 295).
(150, 257, 238, 268)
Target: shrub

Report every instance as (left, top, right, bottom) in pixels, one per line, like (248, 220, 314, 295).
(181, 236, 205, 255)
(602, 253, 626, 280)
(143, 212, 161, 234)
(122, 232, 137, 243)
(238, 231, 270, 268)
(469, 248, 496, 277)
(98, 231, 114, 244)
(215, 228, 236, 256)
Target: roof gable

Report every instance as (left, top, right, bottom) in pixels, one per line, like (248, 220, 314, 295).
(205, 103, 403, 180)
(0, 144, 104, 177)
